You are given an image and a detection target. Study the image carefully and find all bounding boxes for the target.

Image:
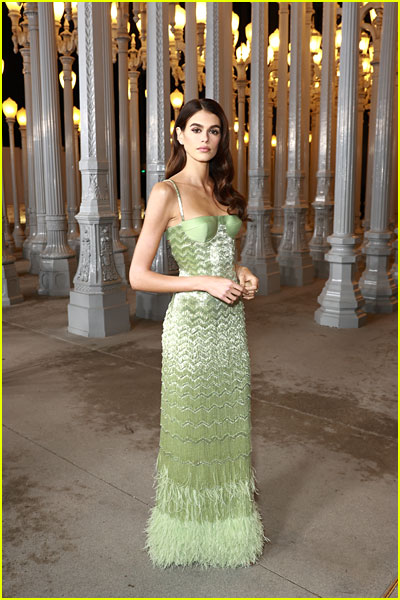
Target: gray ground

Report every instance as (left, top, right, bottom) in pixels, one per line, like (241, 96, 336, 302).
(2, 257, 398, 599)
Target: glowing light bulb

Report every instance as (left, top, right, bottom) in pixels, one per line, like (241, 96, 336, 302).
(196, 2, 206, 24)
(231, 12, 239, 34)
(245, 23, 252, 44)
(170, 88, 184, 110)
(16, 107, 27, 127)
(73, 106, 80, 126)
(59, 70, 77, 89)
(335, 28, 342, 49)
(53, 2, 65, 23)
(2, 97, 18, 119)
(5, 2, 20, 12)
(236, 42, 249, 63)
(313, 50, 322, 65)
(111, 3, 117, 24)
(174, 5, 186, 30)
(269, 28, 280, 51)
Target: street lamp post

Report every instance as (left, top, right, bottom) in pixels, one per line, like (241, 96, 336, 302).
(16, 107, 29, 238)
(128, 20, 144, 237)
(3, 97, 25, 248)
(116, 2, 136, 259)
(233, 42, 251, 197)
(55, 5, 80, 254)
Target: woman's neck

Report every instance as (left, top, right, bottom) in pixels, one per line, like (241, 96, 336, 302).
(178, 156, 212, 190)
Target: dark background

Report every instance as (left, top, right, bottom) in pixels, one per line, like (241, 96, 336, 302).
(3, 3, 345, 206)
(2, 2, 324, 148)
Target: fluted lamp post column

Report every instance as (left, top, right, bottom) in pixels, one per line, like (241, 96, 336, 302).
(184, 2, 198, 102)
(2, 189, 23, 306)
(3, 98, 25, 249)
(362, 5, 383, 233)
(16, 107, 29, 238)
(205, 2, 233, 127)
(315, 2, 367, 328)
(277, 3, 314, 286)
(116, 2, 136, 260)
(73, 106, 81, 206)
(359, 3, 397, 313)
(241, 3, 280, 295)
(6, 2, 36, 261)
(104, 3, 129, 283)
(128, 25, 144, 238)
(271, 4, 289, 250)
(68, 2, 130, 337)
(20, 44, 37, 260)
(56, 5, 80, 256)
(302, 4, 314, 233)
(309, 2, 336, 279)
(3, 189, 15, 253)
(25, 2, 47, 274)
(135, 2, 170, 321)
(37, 3, 76, 295)
(234, 43, 250, 197)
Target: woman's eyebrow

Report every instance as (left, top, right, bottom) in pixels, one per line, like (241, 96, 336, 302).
(189, 123, 221, 129)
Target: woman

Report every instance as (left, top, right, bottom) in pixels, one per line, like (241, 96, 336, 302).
(130, 98, 269, 569)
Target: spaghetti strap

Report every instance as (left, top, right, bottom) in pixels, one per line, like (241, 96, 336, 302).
(164, 178, 185, 222)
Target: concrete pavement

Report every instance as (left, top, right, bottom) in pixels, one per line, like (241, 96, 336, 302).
(2, 257, 398, 598)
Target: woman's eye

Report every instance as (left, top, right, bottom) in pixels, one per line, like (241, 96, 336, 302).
(210, 129, 220, 135)
(191, 128, 201, 133)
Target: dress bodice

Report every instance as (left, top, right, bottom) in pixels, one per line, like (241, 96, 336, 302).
(164, 179, 242, 279)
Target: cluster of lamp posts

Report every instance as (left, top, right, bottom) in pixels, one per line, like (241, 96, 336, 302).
(2, 2, 397, 335)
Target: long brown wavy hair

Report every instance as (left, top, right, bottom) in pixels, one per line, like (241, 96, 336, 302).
(165, 98, 248, 221)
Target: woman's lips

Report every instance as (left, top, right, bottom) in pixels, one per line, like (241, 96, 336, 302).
(197, 147, 210, 152)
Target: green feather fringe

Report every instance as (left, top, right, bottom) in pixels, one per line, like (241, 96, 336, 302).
(144, 466, 270, 569)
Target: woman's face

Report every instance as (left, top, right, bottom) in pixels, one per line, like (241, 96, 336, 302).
(176, 110, 222, 163)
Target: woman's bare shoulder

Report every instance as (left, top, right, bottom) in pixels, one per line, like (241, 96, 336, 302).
(147, 181, 177, 208)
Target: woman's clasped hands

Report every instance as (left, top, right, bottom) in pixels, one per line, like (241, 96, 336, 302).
(203, 266, 259, 304)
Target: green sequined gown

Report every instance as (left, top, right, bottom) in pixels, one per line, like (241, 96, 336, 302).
(145, 179, 267, 568)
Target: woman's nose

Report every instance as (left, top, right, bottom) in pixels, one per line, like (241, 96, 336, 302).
(201, 131, 209, 142)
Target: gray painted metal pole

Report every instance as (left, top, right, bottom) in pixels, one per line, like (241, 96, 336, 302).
(6, 117, 25, 248)
(315, 2, 367, 328)
(60, 55, 80, 254)
(19, 124, 29, 237)
(240, 2, 280, 296)
(25, 3, 47, 274)
(135, 2, 171, 321)
(103, 5, 129, 284)
(116, 2, 136, 259)
(37, 2, 76, 296)
(277, 2, 314, 287)
(271, 2, 289, 249)
(359, 3, 397, 313)
(20, 46, 37, 262)
(362, 7, 383, 233)
(68, 2, 130, 337)
(309, 2, 336, 278)
(127, 67, 142, 237)
(2, 183, 23, 306)
(184, 2, 198, 102)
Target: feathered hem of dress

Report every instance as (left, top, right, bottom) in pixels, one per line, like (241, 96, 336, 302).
(144, 467, 270, 569)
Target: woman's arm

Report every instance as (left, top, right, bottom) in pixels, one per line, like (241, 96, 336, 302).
(129, 183, 244, 303)
(235, 264, 259, 300)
